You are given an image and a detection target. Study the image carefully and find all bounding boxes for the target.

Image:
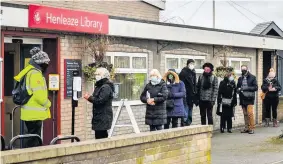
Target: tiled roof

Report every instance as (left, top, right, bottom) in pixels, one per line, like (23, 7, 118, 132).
(250, 21, 273, 34)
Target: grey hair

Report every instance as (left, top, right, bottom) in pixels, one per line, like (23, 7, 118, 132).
(96, 67, 110, 79)
(150, 69, 162, 78)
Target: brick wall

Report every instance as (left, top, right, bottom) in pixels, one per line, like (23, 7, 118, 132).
(256, 49, 263, 124)
(1, 126, 212, 164)
(278, 97, 283, 121)
(2, 0, 160, 21)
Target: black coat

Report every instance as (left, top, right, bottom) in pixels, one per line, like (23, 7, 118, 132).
(140, 80, 168, 125)
(179, 67, 197, 106)
(237, 72, 258, 105)
(88, 78, 114, 131)
(261, 78, 281, 99)
(217, 79, 237, 117)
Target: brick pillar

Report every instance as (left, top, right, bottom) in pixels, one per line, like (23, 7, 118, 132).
(256, 49, 263, 124)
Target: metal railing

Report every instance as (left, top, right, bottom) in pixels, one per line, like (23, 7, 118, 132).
(50, 135, 80, 145)
(9, 134, 43, 150)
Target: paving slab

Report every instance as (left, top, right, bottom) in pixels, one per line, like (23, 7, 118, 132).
(212, 123, 283, 164)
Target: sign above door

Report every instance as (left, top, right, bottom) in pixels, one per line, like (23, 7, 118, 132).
(28, 5, 109, 34)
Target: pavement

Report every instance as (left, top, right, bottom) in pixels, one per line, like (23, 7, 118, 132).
(212, 123, 283, 164)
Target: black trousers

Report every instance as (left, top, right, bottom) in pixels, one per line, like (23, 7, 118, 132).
(149, 125, 163, 131)
(264, 98, 279, 119)
(95, 130, 108, 139)
(24, 120, 42, 148)
(164, 117, 180, 129)
(220, 115, 232, 130)
(199, 101, 213, 125)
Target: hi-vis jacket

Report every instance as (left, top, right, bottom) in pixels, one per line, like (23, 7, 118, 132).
(14, 65, 51, 121)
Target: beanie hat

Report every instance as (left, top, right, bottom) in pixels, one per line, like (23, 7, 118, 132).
(168, 68, 176, 73)
(187, 59, 195, 65)
(30, 47, 50, 65)
(202, 62, 214, 71)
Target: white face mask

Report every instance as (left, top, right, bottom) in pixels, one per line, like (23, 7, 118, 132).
(95, 75, 102, 81)
(189, 64, 195, 70)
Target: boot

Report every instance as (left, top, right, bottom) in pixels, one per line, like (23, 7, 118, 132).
(264, 118, 270, 127)
(273, 119, 278, 127)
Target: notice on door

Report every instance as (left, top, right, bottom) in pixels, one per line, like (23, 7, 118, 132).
(64, 59, 82, 98)
(49, 74, 59, 91)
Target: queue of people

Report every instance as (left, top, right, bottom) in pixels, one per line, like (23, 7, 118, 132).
(16, 47, 281, 147)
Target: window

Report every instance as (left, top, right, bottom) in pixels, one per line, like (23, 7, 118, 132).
(165, 54, 206, 74)
(228, 58, 251, 74)
(105, 52, 148, 101)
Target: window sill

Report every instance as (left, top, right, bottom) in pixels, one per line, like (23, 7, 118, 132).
(112, 100, 145, 106)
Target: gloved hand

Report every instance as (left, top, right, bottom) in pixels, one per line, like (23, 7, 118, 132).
(168, 92, 174, 98)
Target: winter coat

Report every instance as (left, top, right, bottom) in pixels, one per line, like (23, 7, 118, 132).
(140, 80, 168, 125)
(163, 71, 186, 117)
(197, 74, 218, 103)
(179, 67, 197, 106)
(261, 78, 281, 100)
(217, 79, 237, 117)
(237, 72, 258, 105)
(88, 78, 114, 131)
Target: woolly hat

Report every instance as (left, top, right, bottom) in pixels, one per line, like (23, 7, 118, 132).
(168, 68, 176, 73)
(187, 59, 195, 65)
(202, 62, 214, 71)
(30, 47, 50, 65)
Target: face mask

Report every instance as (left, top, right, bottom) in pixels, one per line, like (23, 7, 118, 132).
(189, 64, 195, 70)
(151, 77, 161, 85)
(228, 76, 234, 81)
(268, 76, 275, 80)
(95, 75, 102, 81)
(168, 74, 174, 80)
(40, 63, 49, 74)
(241, 70, 247, 75)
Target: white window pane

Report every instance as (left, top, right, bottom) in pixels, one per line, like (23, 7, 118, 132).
(194, 59, 205, 69)
(166, 58, 178, 70)
(132, 57, 146, 69)
(181, 58, 189, 68)
(103, 56, 111, 64)
(114, 56, 130, 68)
(114, 73, 147, 100)
(231, 61, 241, 70)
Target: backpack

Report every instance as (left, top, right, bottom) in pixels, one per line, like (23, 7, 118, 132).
(12, 69, 35, 105)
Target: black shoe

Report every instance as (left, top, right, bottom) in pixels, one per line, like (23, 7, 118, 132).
(248, 130, 254, 134)
(228, 129, 232, 133)
(241, 129, 249, 133)
(221, 129, 224, 133)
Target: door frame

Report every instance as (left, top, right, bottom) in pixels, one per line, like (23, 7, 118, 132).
(1, 31, 61, 137)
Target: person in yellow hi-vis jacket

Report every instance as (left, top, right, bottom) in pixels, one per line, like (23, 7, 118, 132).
(14, 47, 51, 148)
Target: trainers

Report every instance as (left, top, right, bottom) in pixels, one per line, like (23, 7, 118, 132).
(248, 130, 254, 134)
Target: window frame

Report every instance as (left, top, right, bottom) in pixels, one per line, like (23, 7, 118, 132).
(165, 54, 206, 74)
(105, 52, 148, 103)
(227, 57, 251, 74)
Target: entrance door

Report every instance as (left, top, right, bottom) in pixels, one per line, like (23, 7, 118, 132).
(262, 51, 272, 120)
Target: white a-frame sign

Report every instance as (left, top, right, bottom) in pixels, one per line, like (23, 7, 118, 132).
(109, 99, 140, 137)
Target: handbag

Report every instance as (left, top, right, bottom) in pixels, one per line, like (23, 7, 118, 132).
(166, 99, 174, 111)
(241, 91, 254, 100)
(260, 92, 267, 100)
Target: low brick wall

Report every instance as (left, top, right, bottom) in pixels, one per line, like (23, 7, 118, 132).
(1, 125, 212, 164)
(278, 97, 283, 121)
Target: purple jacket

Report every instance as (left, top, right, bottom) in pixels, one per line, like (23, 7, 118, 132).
(163, 71, 186, 117)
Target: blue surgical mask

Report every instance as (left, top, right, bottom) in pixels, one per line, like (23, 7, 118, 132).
(150, 77, 161, 85)
(228, 76, 234, 81)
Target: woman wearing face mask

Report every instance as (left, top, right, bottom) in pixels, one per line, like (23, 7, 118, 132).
(140, 69, 168, 131)
(84, 67, 114, 139)
(217, 73, 237, 133)
(261, 68, 281, 127)
(196, 63, 218, 125)
(163, 69, 186, 129)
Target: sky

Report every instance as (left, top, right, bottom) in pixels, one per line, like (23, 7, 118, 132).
(160, 0, 283, 33)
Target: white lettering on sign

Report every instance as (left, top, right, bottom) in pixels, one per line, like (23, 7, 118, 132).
(45, 12, 103, 31)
